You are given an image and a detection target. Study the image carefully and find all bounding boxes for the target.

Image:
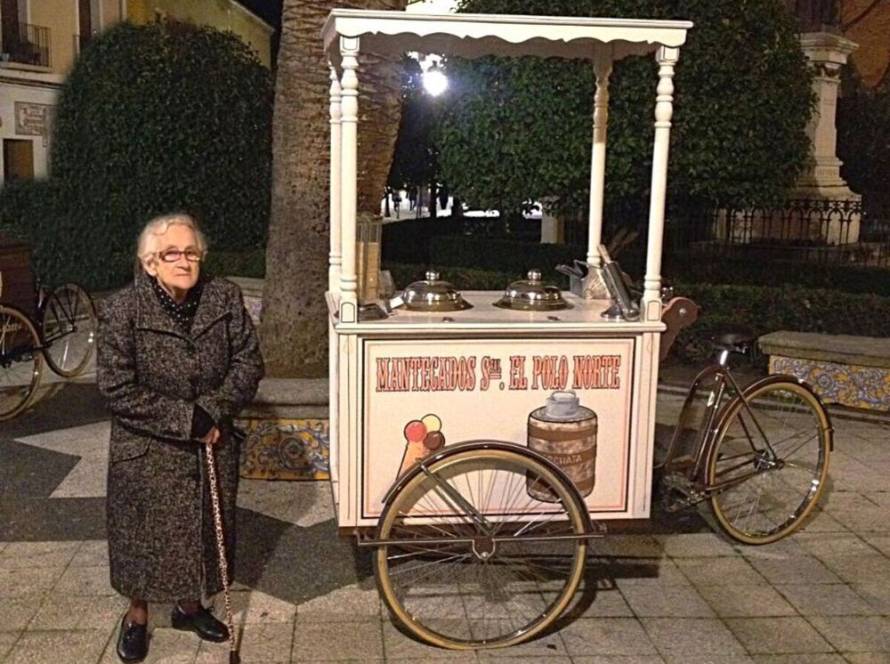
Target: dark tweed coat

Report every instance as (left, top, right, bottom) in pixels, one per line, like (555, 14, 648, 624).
(97, 272, 263, 601)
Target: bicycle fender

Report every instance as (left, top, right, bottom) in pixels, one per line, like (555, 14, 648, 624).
(380, 439, 594, 532)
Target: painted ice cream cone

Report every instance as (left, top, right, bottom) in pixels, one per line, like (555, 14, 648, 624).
(398, 440, 428, 477)
(396, 415, 445, 478)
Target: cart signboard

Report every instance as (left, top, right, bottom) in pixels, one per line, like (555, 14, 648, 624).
(361, 337, 635, 518)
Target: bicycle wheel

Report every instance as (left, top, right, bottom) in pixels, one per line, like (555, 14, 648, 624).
(707, 377, 831, 545)
(375, 443, 589, 650)
(40, 283, 97, 378)
(0, 305, 43, 420)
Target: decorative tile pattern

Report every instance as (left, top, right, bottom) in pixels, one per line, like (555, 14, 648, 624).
(769, 355, 890, 411)
(237, 418, 330, 481)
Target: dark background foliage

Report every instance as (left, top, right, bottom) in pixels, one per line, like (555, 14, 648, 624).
(437, 0, 813, 219)
(838, 72, 890, 216)
(0, 21, 272, 290)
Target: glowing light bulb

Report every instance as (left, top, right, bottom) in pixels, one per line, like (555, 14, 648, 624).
(423, 66, 448, 97)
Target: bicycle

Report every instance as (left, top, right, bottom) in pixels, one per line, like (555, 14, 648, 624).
(0, 281, 98, 420)
(656, 327, 833, 545)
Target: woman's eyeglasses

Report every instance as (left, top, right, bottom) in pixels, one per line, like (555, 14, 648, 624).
(158, 249, 203, 263)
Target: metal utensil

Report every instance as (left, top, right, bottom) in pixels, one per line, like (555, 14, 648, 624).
(572, 259, 590, 276)
(598, 244, 640, 321)
(556, 264, 582, 278)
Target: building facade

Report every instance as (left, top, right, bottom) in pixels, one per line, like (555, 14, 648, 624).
(0, 0, 272, 184)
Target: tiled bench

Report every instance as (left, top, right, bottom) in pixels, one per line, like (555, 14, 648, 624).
(236, 377, 331, 480)
(759, 331, 890, 411)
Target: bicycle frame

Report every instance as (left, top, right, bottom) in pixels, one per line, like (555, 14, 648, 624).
(659, 360, 781, 501)
(35, 283, 88, 350)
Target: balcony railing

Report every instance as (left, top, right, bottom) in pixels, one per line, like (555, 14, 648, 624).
(0, 22, 51, 68)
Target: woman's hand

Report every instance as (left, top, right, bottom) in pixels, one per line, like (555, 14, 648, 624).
(201, 426, 221, 446)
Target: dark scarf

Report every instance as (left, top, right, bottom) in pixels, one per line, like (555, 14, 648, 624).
(150, 276, 204, 332)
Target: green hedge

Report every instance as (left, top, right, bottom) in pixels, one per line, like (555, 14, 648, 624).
(0, 21, 272, 291)
(0, 180, 80, 287)
(672, 282, 890, 363)
(443, 0, 813, 213)
(203, 249, 266, 280)
(668, 255, 890, 298)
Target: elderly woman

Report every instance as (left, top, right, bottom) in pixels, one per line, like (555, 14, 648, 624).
(97, 213, 263, 662)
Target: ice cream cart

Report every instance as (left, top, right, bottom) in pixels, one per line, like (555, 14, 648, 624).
(323, 9, 691, 649)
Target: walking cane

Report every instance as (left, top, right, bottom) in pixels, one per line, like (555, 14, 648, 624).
(203, 441, 240, 664)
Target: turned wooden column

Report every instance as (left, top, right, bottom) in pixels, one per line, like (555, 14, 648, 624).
(587, 49, 613, 268)
(642, 46, 678, 323)
(329, 64, 343, 294)
(338, 36, 360, 323)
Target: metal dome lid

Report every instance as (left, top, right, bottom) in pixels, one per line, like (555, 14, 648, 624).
(401, 271, 473, 312)
(493, 270, 572, 311)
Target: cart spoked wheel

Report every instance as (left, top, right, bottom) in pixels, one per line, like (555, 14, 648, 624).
(40, 283, 97, 377)
(0, 304, 43, 421)
(375, 443, 589, 650)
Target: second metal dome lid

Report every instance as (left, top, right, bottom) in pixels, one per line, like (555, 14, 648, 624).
(493, 270, 572, 311)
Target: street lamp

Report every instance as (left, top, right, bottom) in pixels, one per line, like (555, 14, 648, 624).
(422, 61, 448, 97)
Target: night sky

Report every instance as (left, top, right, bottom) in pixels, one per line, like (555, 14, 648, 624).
(235, 0, 283, 32)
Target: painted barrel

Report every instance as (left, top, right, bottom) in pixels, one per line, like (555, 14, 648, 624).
(526, 391, 597, 502)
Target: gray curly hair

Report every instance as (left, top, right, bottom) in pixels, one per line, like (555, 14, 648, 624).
(135, 212, 207, 273)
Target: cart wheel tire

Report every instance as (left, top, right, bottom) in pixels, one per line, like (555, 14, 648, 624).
(375, 444, 588, 650)
(707, 377, 831, 545)
(40, 283, 97, 378)
(0, 304, 43, 421)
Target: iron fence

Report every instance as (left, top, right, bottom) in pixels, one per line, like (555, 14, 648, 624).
(560, 197, 890, 268)
(679, 198, 890, 267)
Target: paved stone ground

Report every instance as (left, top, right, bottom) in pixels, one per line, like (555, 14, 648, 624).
(1, 366, 889, 663)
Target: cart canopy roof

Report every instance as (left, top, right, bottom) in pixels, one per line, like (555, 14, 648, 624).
(322, 10, 692, 71)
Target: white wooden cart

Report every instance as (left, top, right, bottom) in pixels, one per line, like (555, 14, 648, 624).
(323, 10, 691, 649)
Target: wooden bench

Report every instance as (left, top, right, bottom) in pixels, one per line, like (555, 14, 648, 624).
(759, 331, 890, 411)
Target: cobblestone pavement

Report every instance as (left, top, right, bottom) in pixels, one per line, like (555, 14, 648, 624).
(1, 369, 888, 663)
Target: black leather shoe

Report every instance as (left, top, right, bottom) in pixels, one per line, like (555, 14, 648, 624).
(171, 604, 229, 642)
(116, 614, 148, 663)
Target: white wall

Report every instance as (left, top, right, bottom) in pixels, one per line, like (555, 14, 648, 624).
(0, 79, 60, 182)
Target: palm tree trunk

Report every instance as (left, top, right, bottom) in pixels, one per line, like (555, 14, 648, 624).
(260, 0, 406, 377)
